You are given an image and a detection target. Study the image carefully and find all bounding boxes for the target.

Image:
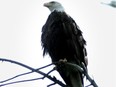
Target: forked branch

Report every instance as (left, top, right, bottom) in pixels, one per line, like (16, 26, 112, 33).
(0, 58, 98, 87)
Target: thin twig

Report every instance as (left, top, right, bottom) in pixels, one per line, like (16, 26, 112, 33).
(81, 63, 98, 87)
(85, 84, 92, 87)
(0, 77, 43, 87)
(36, 63, 53, 70)
(47, 82, 56, 87)
(43, 67, 56, 79)
(0, 63, 53, 83)
(0, 71, 32, 83)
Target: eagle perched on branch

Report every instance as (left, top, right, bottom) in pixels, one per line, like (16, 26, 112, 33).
(41, 1, 88, 87)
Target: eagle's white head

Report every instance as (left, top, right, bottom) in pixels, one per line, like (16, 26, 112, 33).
(44, 1, 65, 12)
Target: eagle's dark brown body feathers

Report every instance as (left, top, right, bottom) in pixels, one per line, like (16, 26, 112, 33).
(41, 10, 87, 86)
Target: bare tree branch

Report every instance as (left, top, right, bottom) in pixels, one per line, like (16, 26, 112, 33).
(81, 63, 98, 87)
(55, 61, 98, 87)
(0, 71, 32, 83)
(0, 77, 43, 87)
(36, 63, 53, 70)
(0, 58, 98, 87)
(0, 58, 66, 87)
(43, 67, 56, 79)
(47, 82, 56, 87)
(0, 63, 53, 83)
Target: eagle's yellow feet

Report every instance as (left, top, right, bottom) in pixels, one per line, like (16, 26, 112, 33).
(59, 58, 67, 63)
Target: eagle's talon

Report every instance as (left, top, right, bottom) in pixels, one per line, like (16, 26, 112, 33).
(59, 58, 67, 63)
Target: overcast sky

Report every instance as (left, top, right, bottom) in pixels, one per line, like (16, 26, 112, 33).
(0, 0, 115, 87)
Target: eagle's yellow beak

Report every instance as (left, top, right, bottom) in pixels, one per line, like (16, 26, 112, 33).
(43, 2, 51, 7)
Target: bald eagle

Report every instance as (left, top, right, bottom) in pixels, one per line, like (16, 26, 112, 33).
(41, 1, 88, 87)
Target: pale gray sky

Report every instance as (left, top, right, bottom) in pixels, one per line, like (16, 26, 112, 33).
(0, 0, 115, 87)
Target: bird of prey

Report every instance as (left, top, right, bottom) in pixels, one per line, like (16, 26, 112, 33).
(41, 1, 88, 87)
